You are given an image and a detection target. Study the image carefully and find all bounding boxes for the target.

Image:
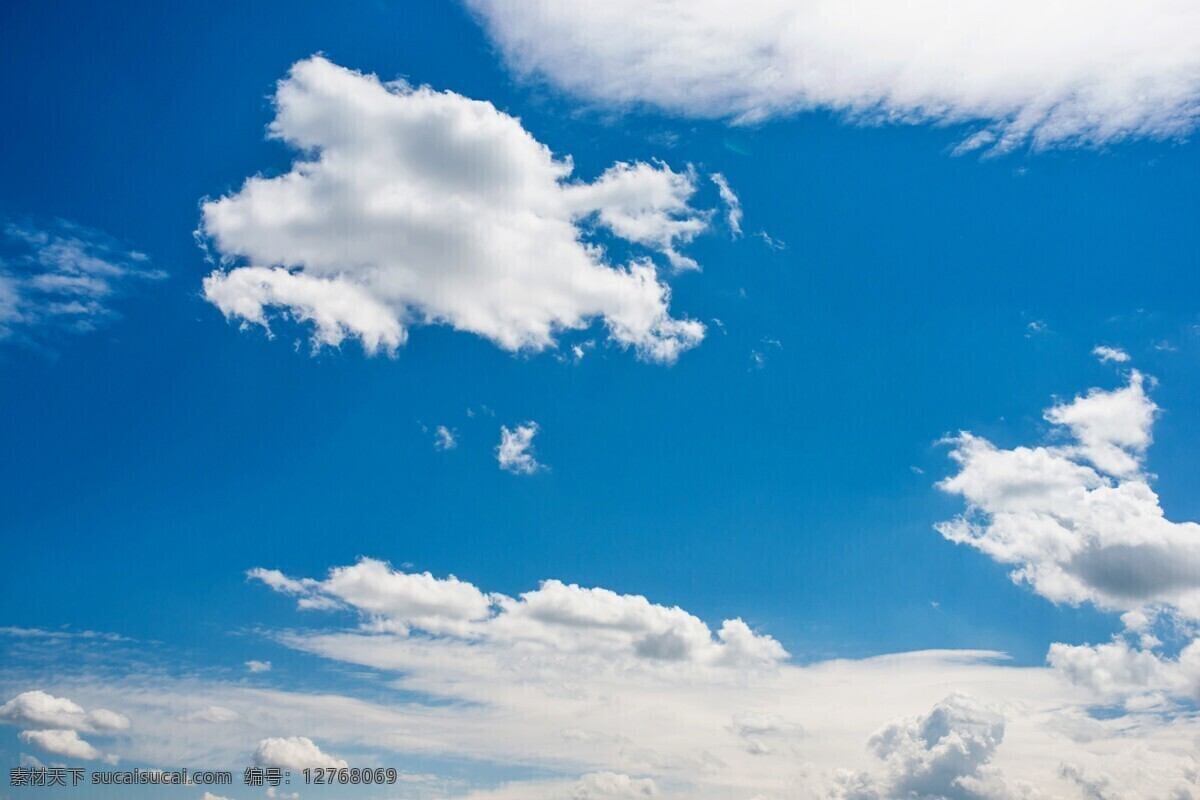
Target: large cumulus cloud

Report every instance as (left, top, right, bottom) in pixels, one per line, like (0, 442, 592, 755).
(201, 56, 713, 363)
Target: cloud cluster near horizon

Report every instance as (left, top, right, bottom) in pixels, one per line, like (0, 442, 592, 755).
(5, 549, 1199, 798)
(236, 550, 1200, 797)
(0, 690, 126, 763)
(7, 367, 1174, 797)
(200, 56, 714, 363)
(469, 0, 1200, 154)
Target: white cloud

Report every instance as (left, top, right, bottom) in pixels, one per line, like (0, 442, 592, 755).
(220, 629, 1195, 798)
(0, 690, 129, 733)
(832, 694, 1014, 800)
(201, 793, 235, 800)
(200, 56, 709, 363)
(937, 371, 1200, 620)
(563, 161, 709, 273)
(251, 559, 491, 637)
(235, 564, 1198, 795)
(937, 369, 1200, 715)
(1092, 345, 1131, 364)
(203, 267, 403, 354)
(435, 425, 457, 451)
(709, 174, 742, 238)
(557, 340, 593, 364)
(497, 422, 544, 474)
(244, 569, 311, 596)
(469, 0, 1200, 153)
(1048, 636, 1200, 705)
(18, 728, 114, 763)
(5, 507, 1200, 799)
(9, 598, 1200, 798)
(253, 736, 347, 770)
(1042, 370, 1157, 477)
(251, 559, 785, 668)
(0, 219, 161, 344)
(245, 660, 272, 673)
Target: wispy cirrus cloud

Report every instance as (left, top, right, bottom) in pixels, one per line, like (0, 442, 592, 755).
(0, 219, 162, 345)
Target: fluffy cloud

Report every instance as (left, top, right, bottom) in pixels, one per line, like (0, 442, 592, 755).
(1048, 636, 1200, 705)
(200, 56, 710, 363)
(250, 559, 785, 668)
(18, 728, 113, 763)
(1092, 345, 1131, 364)
(0, 690, 129, 733)
(233, 559, 1195, 795)
(251, 560, 491, 636)
(938, 369, 1200, 713)
(434, 425, 457, 451)
(1042, 372, 1157, 477)
(468, 0, 1200, 153)
(0, 691, 126, 765)
(833, 694, 1014, 800)
(936, 371, 1200, 620)
(0, 219, 161, 344)
(253, 736, 348, 770)
(497, 422, 543, 474)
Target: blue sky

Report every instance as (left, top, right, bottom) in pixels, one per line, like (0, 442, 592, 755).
(2, 2, 1200, 798)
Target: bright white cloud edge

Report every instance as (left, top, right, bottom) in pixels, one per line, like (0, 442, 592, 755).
(468, 0, 1200, 154)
